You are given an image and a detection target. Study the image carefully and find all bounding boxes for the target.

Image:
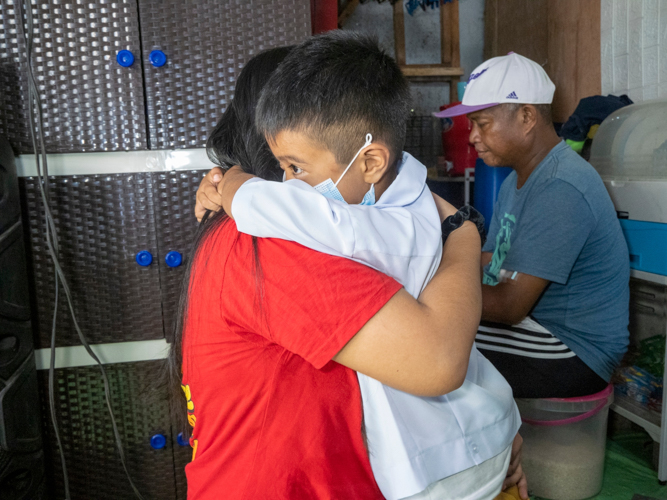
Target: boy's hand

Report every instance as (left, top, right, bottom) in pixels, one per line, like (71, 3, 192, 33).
(431, 192, 458, 223)
(503, 433, 529, 499)
(217, 166, 257, 220)
(195, 167, 225, 222)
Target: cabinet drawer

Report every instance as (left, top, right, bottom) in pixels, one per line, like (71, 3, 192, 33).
(139, 0, 311, 149)
(0, 0, 147, 153)
(20, 173, 164, 347)
(38, 360, 177, 500)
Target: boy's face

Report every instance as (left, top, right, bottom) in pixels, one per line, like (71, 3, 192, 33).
(268, 129, 371, 204)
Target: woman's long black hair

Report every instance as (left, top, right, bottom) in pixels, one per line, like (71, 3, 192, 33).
(166, 46, 293, 433)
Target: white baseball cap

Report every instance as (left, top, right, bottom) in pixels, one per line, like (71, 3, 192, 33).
(434, 52, 555, 118)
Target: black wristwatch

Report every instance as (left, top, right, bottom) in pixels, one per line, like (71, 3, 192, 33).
(441, 205, 486, 246)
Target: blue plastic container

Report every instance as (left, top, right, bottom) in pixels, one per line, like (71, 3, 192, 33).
(473, 159, 513, 231)
(619, 219, 667, 276)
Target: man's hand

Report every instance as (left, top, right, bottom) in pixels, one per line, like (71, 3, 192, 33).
(195, 167, 225, 222)
(503, 433, 529, 499)
(431, 192, 457, 223)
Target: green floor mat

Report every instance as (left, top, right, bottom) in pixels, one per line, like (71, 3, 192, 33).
(593, 438, 667, 500)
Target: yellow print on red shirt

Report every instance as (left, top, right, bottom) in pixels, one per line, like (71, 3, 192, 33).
(182, 384, 198, 461)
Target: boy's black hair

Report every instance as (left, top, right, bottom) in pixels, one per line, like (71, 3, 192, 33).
(256, 30, 412, 167)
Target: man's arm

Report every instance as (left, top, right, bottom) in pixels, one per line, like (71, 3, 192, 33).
(481, 273, 549, 325)
(480, 180, 595, 326)
(334, 221, 481, 397)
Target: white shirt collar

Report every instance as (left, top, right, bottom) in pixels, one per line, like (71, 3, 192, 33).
(375, 152, 427, 208)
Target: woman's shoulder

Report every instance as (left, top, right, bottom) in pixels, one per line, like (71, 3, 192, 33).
(198, 217, 321, 268)
(200, 216, 398, 287)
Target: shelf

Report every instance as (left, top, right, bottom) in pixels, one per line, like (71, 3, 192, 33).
(400, 65, 465, 78)
(611, 393, 662, 442)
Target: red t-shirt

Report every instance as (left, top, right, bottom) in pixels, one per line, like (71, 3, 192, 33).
(182, 220, 401, 499)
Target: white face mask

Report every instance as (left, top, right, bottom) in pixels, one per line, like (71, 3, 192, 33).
(313, 134, 375, 205)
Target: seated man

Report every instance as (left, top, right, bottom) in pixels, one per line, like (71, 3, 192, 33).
(436, 52, 630, 398)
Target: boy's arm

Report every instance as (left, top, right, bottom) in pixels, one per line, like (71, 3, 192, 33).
(220, 166, 439, 267)
(195, 167, 225, 221)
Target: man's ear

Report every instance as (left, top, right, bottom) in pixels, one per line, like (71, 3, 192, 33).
(521, 105, 539, 134)
(360, 142, 392, 184)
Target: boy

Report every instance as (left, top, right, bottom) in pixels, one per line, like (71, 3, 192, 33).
(203, 32, 521, 500)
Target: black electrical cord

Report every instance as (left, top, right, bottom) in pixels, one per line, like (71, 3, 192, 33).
(17, 2, 145, 499)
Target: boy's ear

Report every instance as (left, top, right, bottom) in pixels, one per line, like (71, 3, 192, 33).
(360, 142, 392, 183)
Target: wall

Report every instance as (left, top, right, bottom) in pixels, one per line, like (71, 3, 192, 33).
(601, 0, 667, 102)
(342, 0, 485, 114)
(484, 0, 601, 123)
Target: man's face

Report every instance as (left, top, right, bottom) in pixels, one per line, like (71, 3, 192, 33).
(267, 129, 369, 204)
(467, 106, 523, 167)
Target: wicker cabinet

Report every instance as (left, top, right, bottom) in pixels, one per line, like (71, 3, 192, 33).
(7, 0, 312, 498)
(0, 0, 311, 154)
(16, 154, 210, 499)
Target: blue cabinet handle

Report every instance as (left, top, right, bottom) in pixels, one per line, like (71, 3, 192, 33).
(149, 50, 167, 67)
(165, 251, 182, 268)
(116, 50, 135, 67)
(150, 434, 167, 450)
(135, 250, 153, 266)
(177, 432, 190, 447)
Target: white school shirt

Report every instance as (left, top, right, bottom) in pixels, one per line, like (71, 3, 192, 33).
(232, 153, 521, 500)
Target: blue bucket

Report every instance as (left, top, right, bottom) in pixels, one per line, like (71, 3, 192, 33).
(473, 159, 512, 231)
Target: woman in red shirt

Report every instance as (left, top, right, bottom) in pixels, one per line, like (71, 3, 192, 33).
(169, 46, 484, 499)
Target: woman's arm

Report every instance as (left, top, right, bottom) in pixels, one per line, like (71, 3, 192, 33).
(334, 220, 482, 397)
(197, 167, 480, 396)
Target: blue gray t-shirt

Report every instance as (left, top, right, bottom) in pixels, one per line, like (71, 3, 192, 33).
(482, 141, 630, 381)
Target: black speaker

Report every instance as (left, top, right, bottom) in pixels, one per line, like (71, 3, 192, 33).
(0, 135, 44, 500)
(0, 135, 19, 234)
(0, 223, 30, 322)
(0, 450, 45, 500)
(0, 318, 33, 384)
(0, 354, 42, 453)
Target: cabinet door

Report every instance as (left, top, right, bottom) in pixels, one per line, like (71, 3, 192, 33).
(153, 170, 206, 342)
(0, 0, 147, 153)
(19, 173, 164, 348)
(38, 360, 178, 500)
(173, 436, 191, 500)
(138, 0, 311, 149)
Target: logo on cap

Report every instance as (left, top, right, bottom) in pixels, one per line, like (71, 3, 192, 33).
(506, 91, 518, 99)
(468, 68, 488, 82)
